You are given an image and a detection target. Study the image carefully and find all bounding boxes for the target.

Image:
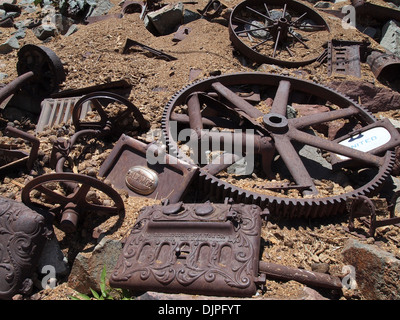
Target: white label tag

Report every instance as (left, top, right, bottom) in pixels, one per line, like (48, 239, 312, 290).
(336, 127, 391, 160)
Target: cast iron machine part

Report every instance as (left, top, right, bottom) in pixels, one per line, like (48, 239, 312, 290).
(0, 44, 65, 112)
(0, 125, 40, 173)
(51, 91, 151, 188)
(71, 91, 150, 134)
(162, 72, 399, 218)
(21, 172, 125, 233)
(229, 0, 330, 67)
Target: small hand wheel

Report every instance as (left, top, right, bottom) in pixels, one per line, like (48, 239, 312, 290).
(21, 172, 125, 233)
(72, 91, 150, 134)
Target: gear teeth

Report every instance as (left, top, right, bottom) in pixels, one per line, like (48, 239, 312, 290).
(161, 72, 396, 219)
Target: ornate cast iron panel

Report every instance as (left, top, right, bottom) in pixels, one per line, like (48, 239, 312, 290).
(0, 198, 52, 299)
(110, 202, 267, 297)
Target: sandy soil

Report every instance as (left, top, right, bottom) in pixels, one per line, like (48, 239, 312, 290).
(1, 0, 400, 300)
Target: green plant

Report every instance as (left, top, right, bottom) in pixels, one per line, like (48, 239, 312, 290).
(69, 266, 134, 300)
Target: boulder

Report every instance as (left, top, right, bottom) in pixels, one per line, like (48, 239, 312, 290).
(0, 35, 19, 54)
(328, 80, 400, 112)
(145, 2, 184, 36)
(67, 237, 123, 295)
(342, 239, 400, 299)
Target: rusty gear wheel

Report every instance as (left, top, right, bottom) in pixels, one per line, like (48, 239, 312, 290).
(229, 0, 330, 67)
(161, 72, 395, 218)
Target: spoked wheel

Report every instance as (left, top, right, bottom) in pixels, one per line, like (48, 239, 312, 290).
(162, 72, 397, 218)
(229, 0, 330, 67)
(21, 173, 125, 233)
(72, 91, 150, 136)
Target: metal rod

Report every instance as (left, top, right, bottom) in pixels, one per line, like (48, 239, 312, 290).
(259, 261, 343, 290)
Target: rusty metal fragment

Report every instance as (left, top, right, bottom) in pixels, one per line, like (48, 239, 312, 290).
(367, 50, 400, 84)
(98, 134, 198, 204)
(352, 0, 400, 23)
(258, 261, 342, 290)
(347, 194, 400, 238)
(122, 38, 177, 61)
(0, 126, 40, 173)
(0, 197, 52, 300)
(197, 0, 226, 19)
(173, 25, 192, 42)
(327, 40, 369, 78)
(110, 202, 267, 297)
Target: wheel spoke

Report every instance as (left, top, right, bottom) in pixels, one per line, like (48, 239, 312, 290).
(290, 105, 359, 129)
(272, 30, 281, 58)
(289, 128, 385, 167)
(293, 12, 307, 24)
(246, 5, 274, 23)
(34, 185, 70, 205)
(270, 80, 291, 116)
(211, 82, 264, 119)
(251, 36, 273, 49)
(289, 30, 309, 49)
(273, 134, 318, 194)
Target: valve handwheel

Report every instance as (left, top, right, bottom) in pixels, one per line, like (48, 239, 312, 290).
(72, 91, 150, 135)
(21, 173, 125, 233)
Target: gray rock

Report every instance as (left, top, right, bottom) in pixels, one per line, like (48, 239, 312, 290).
(67, 237, 123, 294)
(380, 20, 400, 57)
(12, 28, 26, 39)
(314, 1, 331, 8)
(342, 239, 400, 299)
(86, 0, 113, 18)
(0, 36, 19, 54)
(33, 24, 56, 40)
(64, 23, 78, 36)
(145, 2, 184, 36)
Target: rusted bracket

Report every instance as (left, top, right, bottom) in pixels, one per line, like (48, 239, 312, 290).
(347, 195, 400, 238)
(122, 38, 177, 61)
(327, 40, 370, 78)
(197, 0, 226, 19)
(0, 126, 40, 173)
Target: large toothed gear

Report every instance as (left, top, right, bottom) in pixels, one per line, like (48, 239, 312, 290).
(161, 72, 397, 218)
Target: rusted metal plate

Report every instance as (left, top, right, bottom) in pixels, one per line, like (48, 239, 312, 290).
(0, 197, 52, 299)
(36, 96, 91, 133)
(110, 202, 266, 297)
(98, 134, 198, 204)
(327, 40, 363, 78)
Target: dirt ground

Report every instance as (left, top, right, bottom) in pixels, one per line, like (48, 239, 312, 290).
(1, 0, 400, 300)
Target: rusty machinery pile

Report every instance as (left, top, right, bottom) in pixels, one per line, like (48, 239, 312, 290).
(1, 0, 400, 299)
